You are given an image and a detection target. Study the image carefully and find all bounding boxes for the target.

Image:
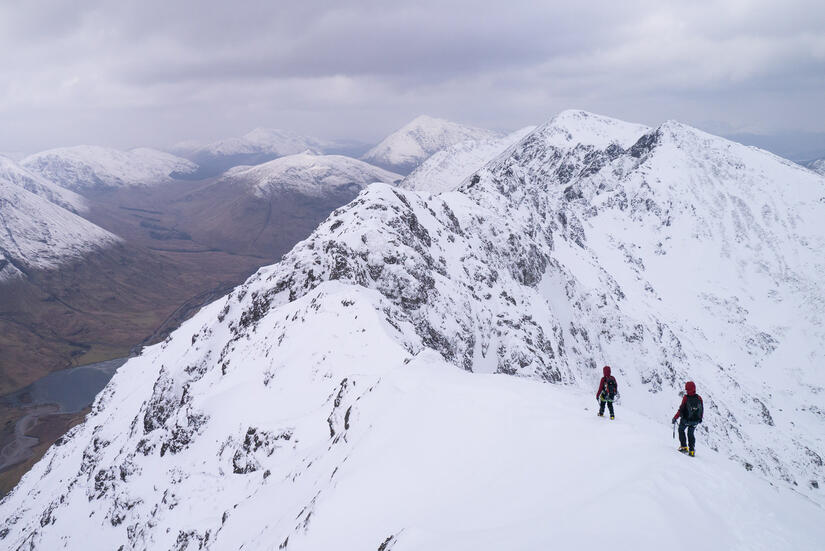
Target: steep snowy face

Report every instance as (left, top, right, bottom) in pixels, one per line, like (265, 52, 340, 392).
(21, 146, 197, 193)
(0, 178, 119, 281)
(362, 115, 500, 174)
(3, 110, 824, 549)
(221, 153, 401, 198)
(401, 126, 535, 193)
(0, 156, 86, 213)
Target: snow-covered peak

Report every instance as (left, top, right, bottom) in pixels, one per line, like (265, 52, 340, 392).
(401, 126, 535, 193)
(21, 146, 197, 193)
(531, 109, 651, 150)
(0, 155, 86, 213)
(0, 178, 119, 281)
(179, 128, 324, 158)
(221, 153, 401, 198)
(362, 115, 500, 174)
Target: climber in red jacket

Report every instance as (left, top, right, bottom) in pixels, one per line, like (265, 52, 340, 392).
(596, 365, 618, 420)
(672, 381, 704, 457)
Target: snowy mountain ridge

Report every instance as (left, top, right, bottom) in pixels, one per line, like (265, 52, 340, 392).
(221, 153, 401, 198)
(2, 110, 824, 549)
(21, 146, 197, 193)
(401, 126, 536, 193)
(362, 115, 500, 174)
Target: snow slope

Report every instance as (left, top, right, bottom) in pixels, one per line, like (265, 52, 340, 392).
(21, 146, 197, 193)
(362, 115, 500, 174)
(401, 126, 535, 193)
(0, 178, 119, 281)
(2, 110, 824, 548)
(806, 158, 825, 176)
(0, 155, 87, 213)
(221, 153, 401, 198)
(0, 284, 822, 550)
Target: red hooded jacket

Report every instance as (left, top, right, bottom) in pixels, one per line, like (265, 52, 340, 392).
(673, 381, 703, 422)
(596, 365, 617, 400)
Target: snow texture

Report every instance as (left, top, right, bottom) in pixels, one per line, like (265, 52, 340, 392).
(2, 110, 824, 550)
(400, 126, 536, 194)
(221, 153, 401, 198)
(0, 155, 87, 213)
(21, 146, 197, 193)
(0, 178, 118, 280)
(362, 115, 500, 174)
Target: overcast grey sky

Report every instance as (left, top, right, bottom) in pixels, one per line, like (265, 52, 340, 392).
(1, 0, 824, 153)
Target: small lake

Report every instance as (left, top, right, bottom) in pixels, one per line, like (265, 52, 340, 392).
(1, 357, 129, 413)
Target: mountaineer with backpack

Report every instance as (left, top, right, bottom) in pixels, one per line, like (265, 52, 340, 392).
(672, 381, 703, 457)
(596, 365, 618, 419)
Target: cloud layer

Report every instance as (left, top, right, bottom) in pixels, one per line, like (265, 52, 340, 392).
(1, 0, 824, 151)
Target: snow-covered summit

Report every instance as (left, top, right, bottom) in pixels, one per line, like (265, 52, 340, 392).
(21, 146, 197, 193)
(361, 115, 500, 174)
(220, 152, 401, 198)
(401, 126, 535, 193)
(0, 178, 119, 281)
(177, 128, 325, 158)
(0, 155, 86, 213)
(2, 111, 824, 548)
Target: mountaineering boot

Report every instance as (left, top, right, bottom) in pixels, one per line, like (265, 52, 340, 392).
(689, 450, 695, 457)
(678, 446, 688, 453)
(597, 412, 603, 417)
(610, 415, 615, 420)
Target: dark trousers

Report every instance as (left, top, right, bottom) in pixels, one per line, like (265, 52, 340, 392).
(598, 397, 614, 416)
(678, 419, 698, 451)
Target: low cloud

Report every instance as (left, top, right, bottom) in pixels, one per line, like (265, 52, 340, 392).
(1, 0, 823, 152)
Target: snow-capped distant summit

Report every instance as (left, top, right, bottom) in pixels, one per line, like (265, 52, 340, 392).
(401, 126, 535, 193)
(0, 156, 87, 213)
(361, 115, 500, 174)
(0, 178, 118, 281)
(222, 152, 401, 198)
(177, 128, 324, 158)
(20, 146, 197, 193)
(3, 111, 824, 549)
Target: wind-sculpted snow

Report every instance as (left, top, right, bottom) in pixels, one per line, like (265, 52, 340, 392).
(21, 146, 197, 193)
(362, 115, 499, 174)
(0, 179, 119, 280)
(221, 153, 401, 198)
(3, 110, 825, 549)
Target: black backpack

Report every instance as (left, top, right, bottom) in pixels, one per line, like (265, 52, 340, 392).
(605, 377, 617, 399)
(684, 395, 703, 422)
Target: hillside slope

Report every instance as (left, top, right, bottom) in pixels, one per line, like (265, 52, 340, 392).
(173, 153, 400, 256)
(0, 178, 118, 281)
